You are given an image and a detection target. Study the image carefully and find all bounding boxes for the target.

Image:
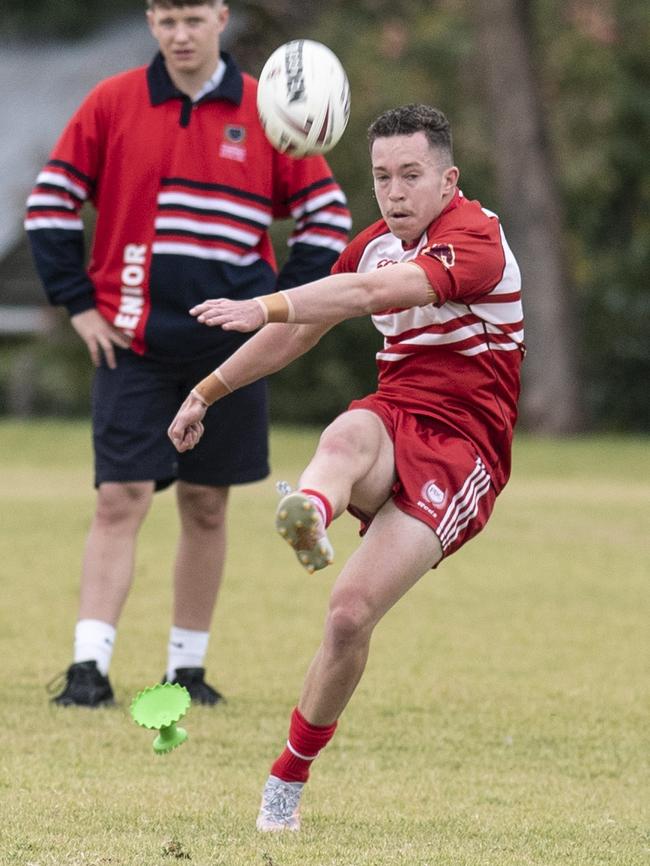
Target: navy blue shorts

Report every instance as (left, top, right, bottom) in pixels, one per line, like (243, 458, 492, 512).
(92, 348, 269, 490)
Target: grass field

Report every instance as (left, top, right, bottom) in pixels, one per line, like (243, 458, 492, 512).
(0, 420, 648, 866)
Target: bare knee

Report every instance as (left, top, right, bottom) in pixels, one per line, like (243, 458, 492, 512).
(306, 411, 394, 515)
(317, 414, 377, 465)
(177, 482, 229, 533)
(95, 481, 153, 529)
(324, 594, 375, 652)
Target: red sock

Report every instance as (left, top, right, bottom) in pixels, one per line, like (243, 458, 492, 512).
(300, 488, 333, 528)
(270, 707, 338, 783)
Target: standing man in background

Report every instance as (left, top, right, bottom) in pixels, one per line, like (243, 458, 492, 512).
(25, 0, 350, 706)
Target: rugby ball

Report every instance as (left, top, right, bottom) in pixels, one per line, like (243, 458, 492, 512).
(256, 39, 351, 157)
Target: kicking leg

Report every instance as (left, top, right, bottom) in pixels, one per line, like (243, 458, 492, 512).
(300, 409, 396, 518)
(275, 410, 395, 573)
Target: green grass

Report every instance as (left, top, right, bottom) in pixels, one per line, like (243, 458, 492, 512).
(0, 420, 648, 866)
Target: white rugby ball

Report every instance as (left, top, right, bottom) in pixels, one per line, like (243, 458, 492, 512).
(256, 39, 351, 157)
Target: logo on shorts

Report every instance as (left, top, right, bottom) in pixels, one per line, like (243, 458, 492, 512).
(421, 480, 447, 508)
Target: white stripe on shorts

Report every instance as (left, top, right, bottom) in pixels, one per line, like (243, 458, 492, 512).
(437, 457, 492, 551)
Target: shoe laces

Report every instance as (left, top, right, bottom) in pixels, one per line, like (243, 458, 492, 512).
(276, 480, 293, 497)
(46, 670, 68, 695)
(47, 662, 107, 694)
(259, 777, 303, 825)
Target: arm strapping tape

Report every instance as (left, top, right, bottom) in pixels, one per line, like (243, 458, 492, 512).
(254, 291, 295, 324)
(191, 368, 233, 406)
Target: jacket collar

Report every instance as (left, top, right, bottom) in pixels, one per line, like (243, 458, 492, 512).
(147, 50, 243, 107)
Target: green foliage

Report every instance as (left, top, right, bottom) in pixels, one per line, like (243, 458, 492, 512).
(318, 1, 480, 234)
(270, 317, 380, 425)
(1, 422, 649, 864)
(5, 0, 139, 40)
(535, 0, 650, 428)
(309, 0, 650, 430)
(6, 0, 649, 429)
(0, 330, 92, 417)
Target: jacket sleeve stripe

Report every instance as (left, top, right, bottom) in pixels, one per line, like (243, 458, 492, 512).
(289, 188, 350, 219)
(35, 170, 88, 202)
(48, 158, 94, 187)
(284, 175, 339, 204)
(25, 216, 85, 231)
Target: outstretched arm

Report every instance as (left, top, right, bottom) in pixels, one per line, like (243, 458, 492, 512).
(168, 262, 435, 452)
(191, 261, 435, 332)
(168, 321, 331, 452)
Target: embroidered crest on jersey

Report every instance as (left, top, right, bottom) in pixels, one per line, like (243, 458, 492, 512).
(423, 243, 455, 269)
(225, 125, 246, 143)
(219, 126, 247, 161)
(421, 480, 447, 507)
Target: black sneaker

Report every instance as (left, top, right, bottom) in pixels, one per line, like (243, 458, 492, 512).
(49, 660, 115, 707)
(163, 667, 225, 706)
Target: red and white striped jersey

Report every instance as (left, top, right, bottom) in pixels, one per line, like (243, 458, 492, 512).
(25, 52, 351, 361)
(333, 190, 524, 490)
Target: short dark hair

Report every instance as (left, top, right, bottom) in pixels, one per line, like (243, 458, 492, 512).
(368, 104, 453, 162)
(146, 0, 222, 9)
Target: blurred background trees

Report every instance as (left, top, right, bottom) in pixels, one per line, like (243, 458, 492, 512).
(2, 0, 648, 432)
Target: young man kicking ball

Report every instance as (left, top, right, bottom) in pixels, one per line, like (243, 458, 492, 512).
(168, 104, 524, 830)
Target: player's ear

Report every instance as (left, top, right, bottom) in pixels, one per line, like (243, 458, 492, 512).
(442, 166, 459, 194)
(216, 1, 230, 32)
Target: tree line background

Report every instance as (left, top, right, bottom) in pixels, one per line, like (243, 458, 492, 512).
(4, 0, 649, 433)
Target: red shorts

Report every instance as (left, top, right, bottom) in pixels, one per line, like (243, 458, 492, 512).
(347, 395, 497, 560)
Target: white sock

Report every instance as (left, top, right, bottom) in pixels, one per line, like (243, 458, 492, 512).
(167, 626, 210, 681)
(74, 619, 116, 676)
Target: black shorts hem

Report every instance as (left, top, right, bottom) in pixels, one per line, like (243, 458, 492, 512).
(177, 464, 270, 488)
(95, 465, 270, 490)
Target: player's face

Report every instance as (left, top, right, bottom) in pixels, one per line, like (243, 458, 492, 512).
(371, 132, 459, 243)
(147, 3, 228, 80)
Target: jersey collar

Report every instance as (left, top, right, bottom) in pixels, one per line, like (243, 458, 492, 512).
(147, 50, 244, 107)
